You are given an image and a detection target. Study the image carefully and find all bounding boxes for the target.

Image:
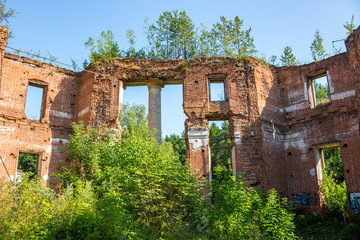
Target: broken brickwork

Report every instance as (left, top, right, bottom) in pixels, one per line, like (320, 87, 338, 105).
(0, 27, 77, 184)
(1, 24, 360, 211)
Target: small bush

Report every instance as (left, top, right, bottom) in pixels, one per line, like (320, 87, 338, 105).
(204, 169, 297, 239)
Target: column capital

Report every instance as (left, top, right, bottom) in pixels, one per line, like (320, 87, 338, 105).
(147, 78, 164, 89)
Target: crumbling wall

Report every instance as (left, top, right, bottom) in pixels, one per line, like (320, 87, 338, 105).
(181, 58, 280, 186)
(0, 53, 77, 183)
(277, 47, 360, 209)
(0, 26, 77, 183)
(0, 22, 360, 213)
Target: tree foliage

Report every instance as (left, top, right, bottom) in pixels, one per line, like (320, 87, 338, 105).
(206, 170, 297, 239)
(164, 132, 186, 164)
(84, 10, 256, 63)
(323, 148, 344, 183)
(212, 16, 256, 57)
(145, 10, 196, 59)
(280, 46, 299, 66)
(322, 169, 347, 217)
(0, 0, 17, 24)
(0, 0, 19, 39)
(314, 79, 330, 105)
(209, 121, 232, 180)
(84, 30, 122, 64)
(310, 29, 328, 62)
(56, 104, 205, 238)
(17, 153, 37, 175)
(344, 14, 356, 36)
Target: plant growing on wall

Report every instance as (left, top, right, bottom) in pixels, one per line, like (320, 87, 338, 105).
(310, 29, 328, 62)
(84, 30, 122, 64)
(344, 14, 356, 36)
(280, 46, 299, 66)
(0, 0, 19, 38)
(145, 10, 196, 59)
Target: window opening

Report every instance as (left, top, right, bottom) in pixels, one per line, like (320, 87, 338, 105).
(25, 83, 45, 120)
(311, 75, 330, 106)
(209, 75, 226, 101)
(17, 152, 41, 179)
(209, 120, 232, 182)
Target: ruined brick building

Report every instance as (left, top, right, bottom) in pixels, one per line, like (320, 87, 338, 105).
(1, 25, 360, 210)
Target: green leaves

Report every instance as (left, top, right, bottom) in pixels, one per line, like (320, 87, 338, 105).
(314, 79, 330, 105)
(145, 10, 196, 59)
(1, 104, 298, 239)
(84, 30, 122, 64)
(144, 11, 256, 59)
(344, 14, 356, 36)
(280, 46, 300, 66)
(212, 16, 256, 58)
(322, 169, 347, 216)
(310, 29, 328, 62)
(207, 170, 297, 239)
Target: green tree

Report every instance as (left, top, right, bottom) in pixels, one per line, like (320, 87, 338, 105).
(164, 132, 186, 164)
(145, 10, 196, 59)
(125, 28, 136, 57)
(212, 16, 256, 57)
(344, 14, 356, 36)
(84, 30, 121, 64)
(194, 23, 218, 57)
(17, 153, 37, 174)
(212, 16, 233, 57)
(209, 121, 232, 180)
(280, 46, 299, 66)
(0, 0, 19, 38)
(323, 148, 344, 183)
(314, 80, 330, 105)
(310, 29, 328, 62)
(268, 55, 278, 66)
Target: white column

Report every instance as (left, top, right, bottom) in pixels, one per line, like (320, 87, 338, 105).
(148, 83, 162, 143)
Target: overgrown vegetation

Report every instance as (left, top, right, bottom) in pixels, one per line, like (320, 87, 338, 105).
(0, 0, 19, 38)
(83, 10, 258, 67)
(0, 104, 297, 239)
(310, 29, 328, 62)
(209, 121, 232, 180)
(314, 77, 330, 105)
(280, 46, 300, 66)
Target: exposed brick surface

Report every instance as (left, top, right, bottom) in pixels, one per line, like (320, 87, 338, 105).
(1, 25, 360, 212)
(0, 53, 76, 185)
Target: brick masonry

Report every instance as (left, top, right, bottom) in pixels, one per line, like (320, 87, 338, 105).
(1, 25, 360, 211)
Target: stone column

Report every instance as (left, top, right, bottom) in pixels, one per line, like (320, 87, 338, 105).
(148, 81, 163, 143)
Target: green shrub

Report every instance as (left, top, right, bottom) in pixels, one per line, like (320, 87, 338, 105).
(204, 169, 297, 240)
(322, 169, 347, 217)
(0, 174, 54, 239)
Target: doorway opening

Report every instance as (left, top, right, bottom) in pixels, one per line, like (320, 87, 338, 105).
(209, 120, 232, 182)
(316, 144, 347, 213)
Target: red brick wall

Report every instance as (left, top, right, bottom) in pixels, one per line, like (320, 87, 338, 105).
(0, 24, 359, 213)
(0, 50, 76, 184)
(275, 31, 360, 208)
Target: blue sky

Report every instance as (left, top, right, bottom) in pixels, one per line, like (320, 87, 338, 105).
(6, 0, 360, 137)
